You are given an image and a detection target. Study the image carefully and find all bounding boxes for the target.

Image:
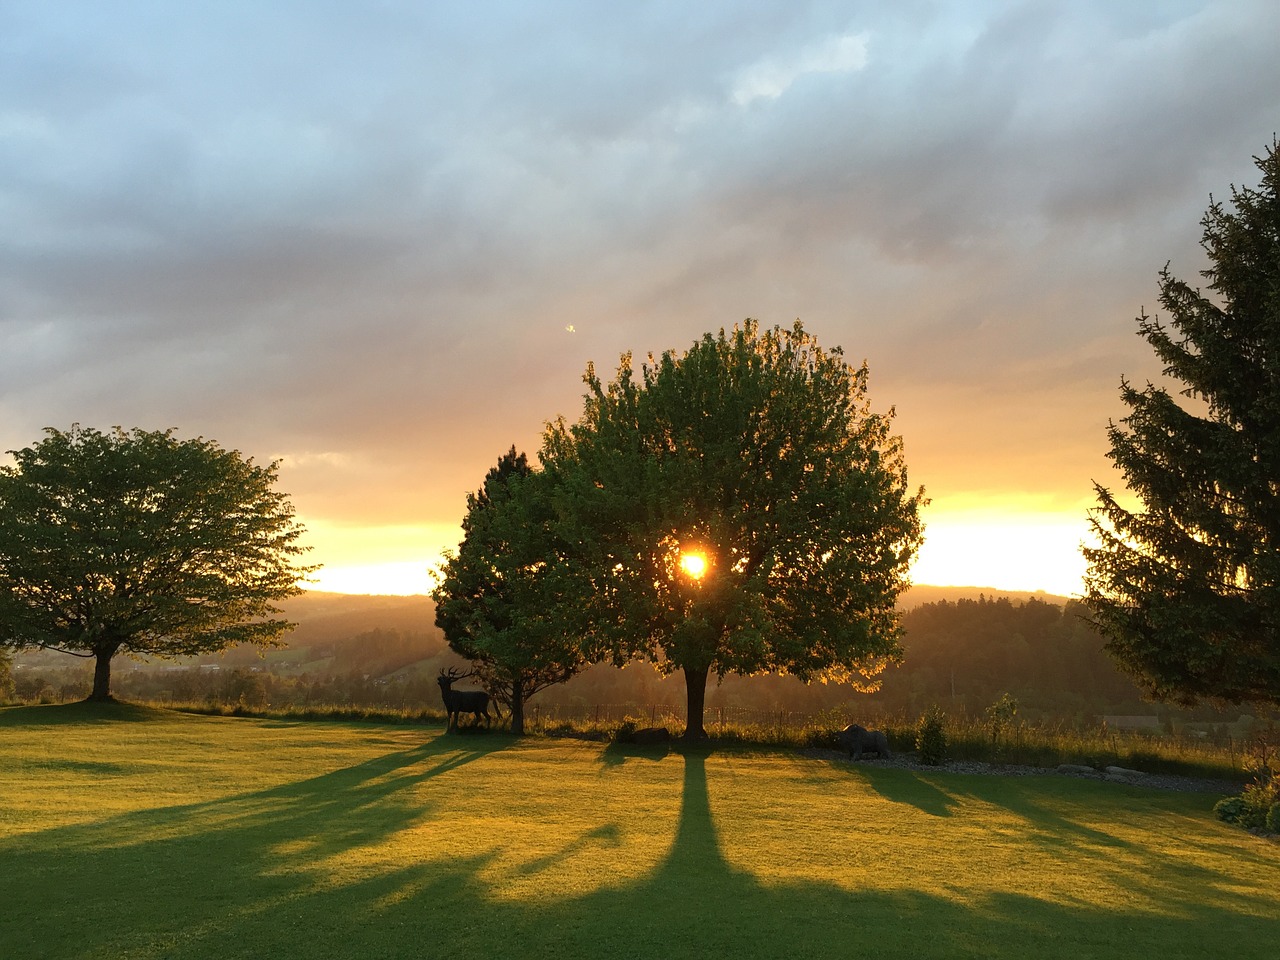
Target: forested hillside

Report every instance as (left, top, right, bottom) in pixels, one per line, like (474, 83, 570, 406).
(879, 596, 1146, 718)
(5, 589, 1231, 722)
(528, 595, 1152, 721)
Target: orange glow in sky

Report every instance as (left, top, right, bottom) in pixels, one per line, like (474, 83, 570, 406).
(910, 510, 1093, 598)
(298, 502, 1097, 599)
(3, 4, 1266, 606)
(301, 519, 453, 596)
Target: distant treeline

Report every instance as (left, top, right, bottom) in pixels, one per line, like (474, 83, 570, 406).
(877, 596, 1149, 718)
(531, 596, 1155, 722)
(3, 594, 1253, 724)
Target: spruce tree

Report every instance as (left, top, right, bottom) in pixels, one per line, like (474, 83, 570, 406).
(1084, 140, 1280, 705)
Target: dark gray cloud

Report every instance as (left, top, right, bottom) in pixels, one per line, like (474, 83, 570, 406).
(2, 0, 1276, 581)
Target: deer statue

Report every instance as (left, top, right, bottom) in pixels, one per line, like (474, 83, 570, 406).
(437, 667, 493, 731)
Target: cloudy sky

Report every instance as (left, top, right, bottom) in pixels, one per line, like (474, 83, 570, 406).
(2, 1, 1276, 595)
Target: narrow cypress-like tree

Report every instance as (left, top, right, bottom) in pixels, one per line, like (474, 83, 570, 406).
(432, 447, 585, 734)
(1084, 140, 1280, 706)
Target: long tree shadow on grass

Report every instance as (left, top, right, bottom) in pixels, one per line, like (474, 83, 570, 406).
(4, 738, 1277, 960)
(0, 730, 508, 959)
(0, 699, 174, 727)
(184, 751, 1280, 958)
(840, 761, 959, 818)
(834, 759, 1275, 942)
(533, 753, 1277, 960)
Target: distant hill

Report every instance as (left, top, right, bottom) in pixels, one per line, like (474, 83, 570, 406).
(899, 585, 1075, 609)
(15, 585, 1136, 718)
(193, 591, 443, 669)
(276, 586, 1076, 634)
(290, 583, 1070, 619)
(14, 585, 1070, 675)
(279, 591, 438, 649)
(13, 585, 1075, 669)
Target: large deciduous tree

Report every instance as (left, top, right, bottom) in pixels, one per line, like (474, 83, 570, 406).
(0, 426, 315, 701)
(1084, 141, 1280, 706)
(541, 320, 925, 739)
(432, 446, 586, 735)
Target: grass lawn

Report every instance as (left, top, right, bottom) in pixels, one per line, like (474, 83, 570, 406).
(1, 702, 1275, 960)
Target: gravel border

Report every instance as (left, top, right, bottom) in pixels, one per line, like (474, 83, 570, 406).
(799, 747, 1243, 794)
(557, 729, 1245, 796)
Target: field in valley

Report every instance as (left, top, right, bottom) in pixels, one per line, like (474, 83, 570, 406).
(1, 702, 1276, 960)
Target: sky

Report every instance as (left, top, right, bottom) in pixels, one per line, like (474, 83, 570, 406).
(2, 1, 1277, 598)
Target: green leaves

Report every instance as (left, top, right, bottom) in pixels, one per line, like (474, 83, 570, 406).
(0, 426, 315, 695)
(432, 447, 586, 732)
(542, 320, 925, 731)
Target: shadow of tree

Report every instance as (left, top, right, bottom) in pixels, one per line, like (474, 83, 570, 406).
(0, 700, 171, 727)
(600, 739, 672, 767)
(2, 736, 1276, 960)
(842, 763, 958, 818)
(0, 732, 505, 958)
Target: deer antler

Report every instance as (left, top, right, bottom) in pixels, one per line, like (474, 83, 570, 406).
(439, 666, 472, 681)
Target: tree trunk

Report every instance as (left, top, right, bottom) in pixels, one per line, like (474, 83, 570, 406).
(682, 665, 710, 740)
(510, 679, 525, 736)
(88, 649, 116, 702)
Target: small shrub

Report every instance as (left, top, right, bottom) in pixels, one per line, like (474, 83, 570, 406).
(917, 707, 947, 766)
(1215, 770, 1280, 831)
(1241, 778, 1280, 829)
(1214, 796, 1245, 824)
(803, 724, 843, 751)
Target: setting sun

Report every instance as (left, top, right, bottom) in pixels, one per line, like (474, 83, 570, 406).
(910, 507, 1096, 598)
(679, 550, 709, 580)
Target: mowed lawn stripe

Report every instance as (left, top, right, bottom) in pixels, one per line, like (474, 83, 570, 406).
(1, 703, 1275, 960)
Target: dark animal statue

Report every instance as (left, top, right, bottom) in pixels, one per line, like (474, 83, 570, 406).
(837, 723, 892, 760)
(437, 667, 493, 730)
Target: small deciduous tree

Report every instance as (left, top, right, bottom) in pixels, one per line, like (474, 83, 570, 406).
(541, 320, 925, 739)
(984, 692, 1018, 750)
(0, 649, 14, 702)
(1085, 140, 1280, 707)
(432, 447, 586, 735)
(0, 426, 315, 701)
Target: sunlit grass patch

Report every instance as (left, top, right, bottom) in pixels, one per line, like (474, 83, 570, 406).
(1, 703, 1276, 960)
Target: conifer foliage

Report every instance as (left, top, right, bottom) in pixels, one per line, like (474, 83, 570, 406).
(432, 446, 586, 734)
(1085, 141, 1280, 706)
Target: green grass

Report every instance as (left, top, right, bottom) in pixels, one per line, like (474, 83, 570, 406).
(151, 698, 1260, 782)
(1, 702, 1276, 960)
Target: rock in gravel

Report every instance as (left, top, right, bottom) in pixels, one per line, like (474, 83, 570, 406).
(1105, 765, 1146, 781)
(1057, 763, 1098, 777)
